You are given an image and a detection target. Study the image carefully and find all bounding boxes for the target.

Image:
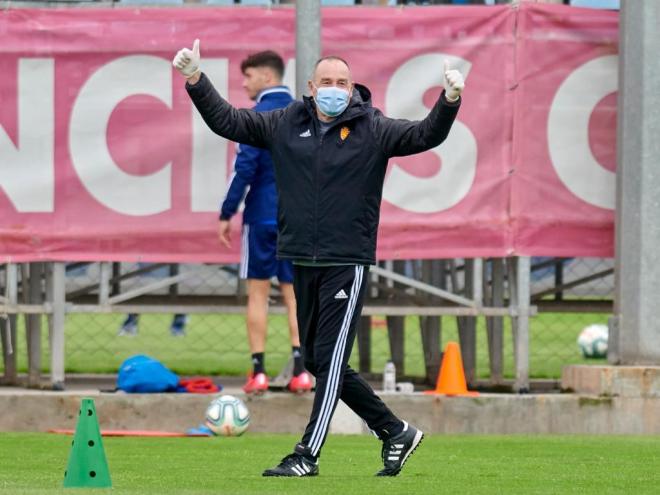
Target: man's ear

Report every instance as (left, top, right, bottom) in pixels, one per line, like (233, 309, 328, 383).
(260, 67, 273, 86)
(307, 80, 315, 96)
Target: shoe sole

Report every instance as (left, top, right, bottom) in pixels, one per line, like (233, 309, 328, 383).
(262, 471, 318, 477)
(401, 430, 424, 471)
(378, 429, 424, 477)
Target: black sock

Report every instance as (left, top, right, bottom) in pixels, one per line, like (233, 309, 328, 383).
(252, 353, 265, 375)
(292, 346, 304, 376)
(380, 421, 405, 440)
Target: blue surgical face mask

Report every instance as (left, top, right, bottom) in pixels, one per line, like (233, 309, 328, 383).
(314, 86, 350, 117)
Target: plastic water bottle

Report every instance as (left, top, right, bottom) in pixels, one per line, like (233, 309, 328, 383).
(383, 360, 396, 392)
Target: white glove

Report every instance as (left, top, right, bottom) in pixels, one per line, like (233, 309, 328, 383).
(173, 39, 201, 78)
(443, 59, 465, 102)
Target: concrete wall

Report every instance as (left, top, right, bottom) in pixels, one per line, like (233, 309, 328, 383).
(1, 390, 659, 435)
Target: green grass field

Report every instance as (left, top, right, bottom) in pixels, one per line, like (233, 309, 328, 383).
(1, 311, 607, 380)
(1, 433, 658, 494)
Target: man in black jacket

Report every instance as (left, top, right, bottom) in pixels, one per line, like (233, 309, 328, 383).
(174, 40, 464, 477)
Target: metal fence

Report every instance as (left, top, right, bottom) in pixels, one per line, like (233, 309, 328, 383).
(1, 257, 613, 391)
(0, 0, 618, 394)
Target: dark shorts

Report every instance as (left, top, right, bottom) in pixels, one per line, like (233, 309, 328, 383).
(239, 223, 293, 283)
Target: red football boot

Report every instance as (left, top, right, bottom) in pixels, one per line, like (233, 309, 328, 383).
(288, 371, 313, 394)
(243, 372, 269, 395)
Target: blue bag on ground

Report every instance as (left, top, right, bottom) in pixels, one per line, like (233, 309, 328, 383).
(117, 355, 179, 393)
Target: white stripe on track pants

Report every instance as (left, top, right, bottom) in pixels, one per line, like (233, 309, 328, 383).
(293, 264, 402, 457)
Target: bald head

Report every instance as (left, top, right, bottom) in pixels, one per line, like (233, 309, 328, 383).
(310, 57, 352, 89)
(308, 56, 354, 122)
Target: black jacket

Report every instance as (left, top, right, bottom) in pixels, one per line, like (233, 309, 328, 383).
(187, 73, 460, 265)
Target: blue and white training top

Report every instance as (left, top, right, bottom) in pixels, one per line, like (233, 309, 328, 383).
(219, 86, 294, 225)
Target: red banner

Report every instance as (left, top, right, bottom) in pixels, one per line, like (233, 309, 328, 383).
(0, 3, 617, 262)
(512, 4, 618, 257)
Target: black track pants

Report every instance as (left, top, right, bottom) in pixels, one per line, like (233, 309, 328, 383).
(293, 264, 401, 457)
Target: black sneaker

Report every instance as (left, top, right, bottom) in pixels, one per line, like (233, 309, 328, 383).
(262, 453, 319, 477)
(376, 421, 424, 476)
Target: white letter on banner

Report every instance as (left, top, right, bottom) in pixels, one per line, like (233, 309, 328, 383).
(191, 58, 296, 212)
(383, 54, 477, 213)
(70, 55, 171, 216)
(191, 59, 228, 212)
(283, 58, 296, 96)
(0, 59, 54, 212)
(547, 55, 617, 210)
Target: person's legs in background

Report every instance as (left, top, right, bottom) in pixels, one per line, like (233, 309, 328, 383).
(118, 313, 139, 336)
(243, 223, 312, 394)
(243, 278, 271, 394)
(279, 261, 312, 393)
(119, 313, 188, 337)
(170, 314, 188, 337)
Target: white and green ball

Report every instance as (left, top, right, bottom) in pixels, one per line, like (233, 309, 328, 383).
(577, 324, 608, 359)
(205, 395, 250, 437)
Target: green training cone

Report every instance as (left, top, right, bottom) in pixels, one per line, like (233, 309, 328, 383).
(63, 398, 112, 488)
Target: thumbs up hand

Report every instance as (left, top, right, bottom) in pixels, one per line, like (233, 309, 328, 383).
(173, 39, 201, 79)
(443, 59, 465, 102)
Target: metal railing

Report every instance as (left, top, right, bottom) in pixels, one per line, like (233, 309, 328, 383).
(1, 257, 614, 392)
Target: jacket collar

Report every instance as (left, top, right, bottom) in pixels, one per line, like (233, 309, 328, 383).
(256, 85, 293, 103)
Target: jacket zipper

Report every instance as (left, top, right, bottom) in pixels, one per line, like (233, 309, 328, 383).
(313, 128, 323, 262)
(309, 113, 353, 262)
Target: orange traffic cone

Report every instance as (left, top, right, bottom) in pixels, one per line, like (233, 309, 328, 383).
(425, 341, 479, 396)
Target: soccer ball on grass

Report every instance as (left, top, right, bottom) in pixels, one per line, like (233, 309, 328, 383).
(205, 395, 250, 436)
(577, 324, 608, 359)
